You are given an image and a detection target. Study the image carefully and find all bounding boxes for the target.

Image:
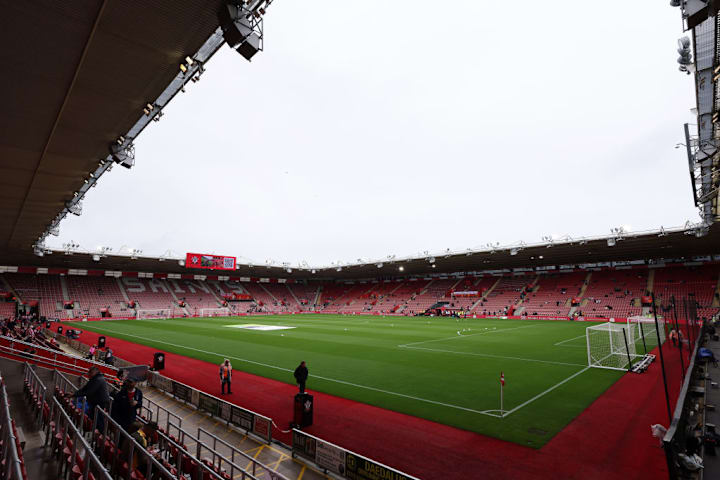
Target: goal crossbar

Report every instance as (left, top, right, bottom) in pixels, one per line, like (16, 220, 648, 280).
(200, 308, 230, 317)
(586, 322, 644, 371)
(136, 309, 173, 320)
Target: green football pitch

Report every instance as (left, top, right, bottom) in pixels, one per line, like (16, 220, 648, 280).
(74, 315, 625, 447)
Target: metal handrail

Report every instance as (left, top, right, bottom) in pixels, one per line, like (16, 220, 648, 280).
(197, 426, 289, 480)
(0, 375, 24, 480)
(48, 395, 113, 479)
(167, 421, 259, 480)
(91, 407, 177, 480)
(23, 362, 48, 427)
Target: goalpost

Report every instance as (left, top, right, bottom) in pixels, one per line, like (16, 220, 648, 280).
(136, 309, 172, 320)
(586, 322, 644, 371)
(200, 308, 230, 317)
(627, 315, 665, 353)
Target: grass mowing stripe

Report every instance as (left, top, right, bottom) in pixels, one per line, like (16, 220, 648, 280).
(399, 345, 587, 367)
(85, 324, 504, 416)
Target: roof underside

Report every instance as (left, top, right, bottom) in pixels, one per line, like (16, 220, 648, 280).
(0, 0, 225, 253)
(3, 224, 720, 280)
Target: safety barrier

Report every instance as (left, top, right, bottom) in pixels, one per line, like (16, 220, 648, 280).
(292, 429, 420, 480)
(147, 371, 273, 443)
(1, 334, 118, 377)
(196, 426, 290, 480)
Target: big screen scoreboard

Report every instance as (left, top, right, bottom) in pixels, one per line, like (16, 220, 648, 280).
(185, 253, 236, 271)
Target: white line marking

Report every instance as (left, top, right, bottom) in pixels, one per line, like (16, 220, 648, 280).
(398, 324, 540, 348)
(502, 367, 591, 417)
(83, 325, 502, 417)
(553, 334, 587, 347)
(400, 345, 586, 367)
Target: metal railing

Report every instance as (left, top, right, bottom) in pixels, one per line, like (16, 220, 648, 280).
(23, 362, 48, 428)
(0, 374, 24, 480)
(197, 426, 289, 480)
(45, 393, 112, 479)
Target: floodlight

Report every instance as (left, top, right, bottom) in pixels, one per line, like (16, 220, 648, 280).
(185, 56, 194, 65)
(377, 263, 383, 268)
(432, 264, 436, 269)
(510, 248, 518, 256)
(179, 63, 188, 73)
(93, 254, 100, 262)
(428, 257, 435, 263)
(179, 260, 185, 267)
(399, 266, 404, 271)
(607, 238, 616, 247)
(311, 269, 316, 274)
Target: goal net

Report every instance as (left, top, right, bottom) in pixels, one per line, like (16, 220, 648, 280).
(586, 322, 644, 371)
(200, 308, 230, 317)
(627, 316, 665, 353)
(136, 309, 172, 320)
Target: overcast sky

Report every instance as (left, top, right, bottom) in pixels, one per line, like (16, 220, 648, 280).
(49, 1, 699, 267)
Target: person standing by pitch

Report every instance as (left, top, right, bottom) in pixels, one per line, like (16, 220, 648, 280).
(219, 359, 233, 394)
(294, 361, 308, 393)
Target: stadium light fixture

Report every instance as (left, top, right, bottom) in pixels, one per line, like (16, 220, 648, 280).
(179, 63, 188, 73)
(311, 269, 316, 274)
(377, 263, 383, 268)
(399, 266, 404, 271)
(428, 257, 435, 263)
(607, 238, 616, 247)
(538, 255, 544, 259)
(510, 248, 518, 256)
(179, 260, 185, 267)
(432, 264, 436, 268)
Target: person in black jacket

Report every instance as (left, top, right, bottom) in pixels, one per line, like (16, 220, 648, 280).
(111, 379, 143, 431)
(70, 366, 110, 430)
(293, 361, 308, 393)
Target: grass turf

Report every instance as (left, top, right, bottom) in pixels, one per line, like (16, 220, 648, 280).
(71, 314, 625, 447)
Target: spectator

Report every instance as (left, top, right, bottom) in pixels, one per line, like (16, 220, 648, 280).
(70, 366, 110, 430)
(111, 379, 143, 431)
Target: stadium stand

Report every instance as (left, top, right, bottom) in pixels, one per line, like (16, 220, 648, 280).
(287, 283, 319, 310)
(653, 264, 720, 322)
(119, 278, 177, 315)
(520, 272, 587, 317)
(5, 274, 66, 320)
(168, 279, 222, 314)
(576, 270, 647, 319)
(65, 276, 129, 318)
(473, 277, 532, 316)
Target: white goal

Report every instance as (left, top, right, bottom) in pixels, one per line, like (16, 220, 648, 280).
(200, 308, 230, 317)
(586, 322, 644, 371)
(136, 309, 172, 320)
(627, 316, 665, 353)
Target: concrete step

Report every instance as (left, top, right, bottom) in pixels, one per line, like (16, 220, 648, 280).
(0, 358, 62, 480)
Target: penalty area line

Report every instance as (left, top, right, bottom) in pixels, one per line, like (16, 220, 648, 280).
(553, 334, 587, 347)
(501, 367, 591, 418)
(82, 325, 503, 418)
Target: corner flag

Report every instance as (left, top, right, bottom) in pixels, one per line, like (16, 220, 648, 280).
(500, 371, 505, 386)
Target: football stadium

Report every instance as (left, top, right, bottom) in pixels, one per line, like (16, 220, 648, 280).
(1, 2, 720, 480)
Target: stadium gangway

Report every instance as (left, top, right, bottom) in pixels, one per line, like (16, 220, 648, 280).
(0, 334, 118, 378)
(197, 426, 292, 480)
(44, 391, 113, 479)
(0, 373, 25, 479)
(166, 421, 261, 480)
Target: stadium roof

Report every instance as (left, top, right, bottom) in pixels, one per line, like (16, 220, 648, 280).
(5, 223, 720, 280)
(0, 0, 228, 258)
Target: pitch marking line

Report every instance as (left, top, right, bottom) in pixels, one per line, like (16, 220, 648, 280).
(502, 367, 591, 417)
(553, 334, 587, 347)
(86, 325, 588, 419)
(400, 345, 586, 368)
(397, 324, 540, 348)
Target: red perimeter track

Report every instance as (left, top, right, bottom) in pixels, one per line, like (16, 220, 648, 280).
(69, 326, 681, 480)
